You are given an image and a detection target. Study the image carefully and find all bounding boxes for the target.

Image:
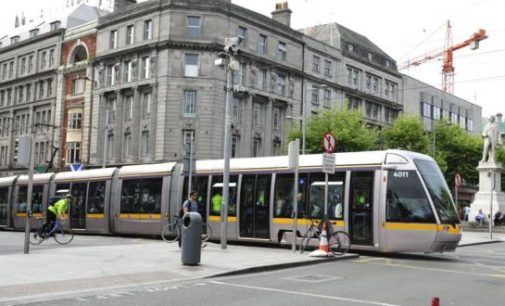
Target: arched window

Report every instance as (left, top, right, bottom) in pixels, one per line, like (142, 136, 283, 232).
(71, 45, 88, 63)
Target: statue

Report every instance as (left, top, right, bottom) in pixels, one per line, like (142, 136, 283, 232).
(482, 115, 500, 163)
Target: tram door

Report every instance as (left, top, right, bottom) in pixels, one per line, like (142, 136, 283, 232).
(349, 171, 374, 245)
(239, 174, 270, 239)
(70, 183, 87, 229)
(0, 187, 8, 227)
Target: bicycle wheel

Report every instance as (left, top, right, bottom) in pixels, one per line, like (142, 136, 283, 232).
(161, 223, 180, 243)
(29, 229, 45, 245)
(54, 226, 74, 245)
(201, 223, 212, 242)
(329, 231, 350, 255)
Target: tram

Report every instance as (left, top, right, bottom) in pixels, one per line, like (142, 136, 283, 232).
(0, 150, 461, 253)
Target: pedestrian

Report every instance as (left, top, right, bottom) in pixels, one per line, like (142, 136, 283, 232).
(179, 191, 199, 247)
(475, 209, 485, 225)
(463, 206, 470, 222)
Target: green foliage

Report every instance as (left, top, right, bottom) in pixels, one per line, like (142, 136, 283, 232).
(429, 120, 481, 186)
(383, 116, 430, 153)
(287, 108, 377, 153)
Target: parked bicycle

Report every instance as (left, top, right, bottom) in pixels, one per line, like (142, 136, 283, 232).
(161, 214, 211, 244)
(30, 218, 75, 245)
(299, 219, 350, 255)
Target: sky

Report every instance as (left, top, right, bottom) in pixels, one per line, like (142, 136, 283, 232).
(1, 0, 504, 118)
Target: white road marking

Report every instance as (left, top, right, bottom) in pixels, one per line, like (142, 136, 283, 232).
(209, 280, 400, 306)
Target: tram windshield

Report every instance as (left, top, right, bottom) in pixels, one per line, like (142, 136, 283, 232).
(414, 159, 460, 224)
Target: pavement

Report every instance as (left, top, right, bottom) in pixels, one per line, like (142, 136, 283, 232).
(0, 229, 504, 305)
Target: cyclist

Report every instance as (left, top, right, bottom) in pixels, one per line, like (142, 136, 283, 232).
(41, 194, 72, 236)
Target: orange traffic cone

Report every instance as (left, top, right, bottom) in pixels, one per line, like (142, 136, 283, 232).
(309, 222, 331, 257)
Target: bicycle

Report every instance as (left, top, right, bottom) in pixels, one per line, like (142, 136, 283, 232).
(30, 218, 75, 245)
(299, 219, 350, 255)
(161, 214, 212, 244)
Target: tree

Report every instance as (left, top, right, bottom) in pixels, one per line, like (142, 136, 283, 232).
(430, 120, 481, 186)
(288, 108, 378, 153)
(383, 116, 430, 153)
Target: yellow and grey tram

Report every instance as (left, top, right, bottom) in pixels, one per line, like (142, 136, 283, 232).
(0, 150, 461, 253)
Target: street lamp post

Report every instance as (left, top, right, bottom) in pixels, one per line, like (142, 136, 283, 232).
(102, 107, 109, 168)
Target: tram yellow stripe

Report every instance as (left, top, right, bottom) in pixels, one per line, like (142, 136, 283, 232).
(272, 218, 345, 227)
(208, 216, 237, 222)
(384, 223, 460, 234)
(119, 213, 161, 220)
(86, 213, 105, 219)
(16, 213, 43, 218)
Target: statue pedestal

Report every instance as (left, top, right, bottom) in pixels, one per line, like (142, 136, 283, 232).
(469, 161, 505, 222)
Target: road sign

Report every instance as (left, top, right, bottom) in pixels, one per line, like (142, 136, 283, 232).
(322, 153, 335, 174)
(322, 132, 337, 153)
(70, 163, 83, 172)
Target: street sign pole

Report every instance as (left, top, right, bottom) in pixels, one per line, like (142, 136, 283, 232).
(321, 132, 337, 222)
(23, 135, 35, 254)
(288, 139, 300, 252)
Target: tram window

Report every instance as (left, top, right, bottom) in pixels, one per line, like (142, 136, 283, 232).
(88, 182, 106, 214)
(183, 175, 209, 218)
(70, 182, 87, 217)
(0, 188, 8, 221)
(210, 175, 238, 216)
(308, 173, 345, 220)
(16, 185, 43, 213)
(274, 173, 308, 218)
(414, 159, 459, 224)
(121, 178, 162, 214)
(386, 170, 435, 223)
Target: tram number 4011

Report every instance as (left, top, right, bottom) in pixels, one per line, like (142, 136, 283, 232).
(393, 171, 409, 178)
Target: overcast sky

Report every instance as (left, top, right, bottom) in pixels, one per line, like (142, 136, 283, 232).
(2, 0, 503, 119)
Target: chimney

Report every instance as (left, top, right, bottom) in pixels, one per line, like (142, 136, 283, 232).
(271, 2, 292, 27)
(114, 0, 137, 12)
(496, 113, 503, 123)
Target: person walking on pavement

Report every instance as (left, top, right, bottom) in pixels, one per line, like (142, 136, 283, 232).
(41, 194, 72, 236)
(179, 191, 199, 247)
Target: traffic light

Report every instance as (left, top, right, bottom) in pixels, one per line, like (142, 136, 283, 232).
(224, 37, 242, 56)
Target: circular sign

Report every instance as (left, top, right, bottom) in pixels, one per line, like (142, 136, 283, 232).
(322, 132, 337, 153)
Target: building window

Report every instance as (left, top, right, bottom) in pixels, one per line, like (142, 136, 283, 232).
(257, 69, 267, 90)
(108, 64, 116, 85)
(433, 106, 441, 120)
(253, 103, 263, 128)
(71, 79, 84, 94)
(141, 56, 150, 79)
(442, 109, 450, 120)
(231, 136, 239, 158)
(123, 61, 132, 82)
(18, 86, 24, 102)
(323, 89, 331, 108)
(451, 112, 458, 124)
(141, 131, 149, 157)
(123, 133, 132, 158)
(9, 62, 14, 78)
(237, 26, 247, 44)
(276, 73, 286, 96)
(277, 41, 287, 61)
(385, 80, 397, 98)
(384, 107, 397, 123)
(311, 86, 319, 105)
(107, 134, 114, 159)
(20, 58, 26, 75)
(142, 92, 152, 119)
(324, 60, 332, 77)
(347, 44, 354, 52)
(273, 108, 280, 131)
(422, 103, 431, 118)
(232, 62, 246, 86)
(184, 54, 199, 77)
(47, 79, 52, 97)
(124, 95, 133, 122)
(258, 34, 267, 54)
(66, 142, 81, 164)
(467, 119, 474, 131)
(187, 16, 201, 37)
(365, 101, 380, 120)
(459, 116, 466, 129)
(143, 19, 153, 40)
(372, 77, 379, 93)
(253, 138, 261, 157)
(49, 50, 55, 67)
(110, 30, 118, 49)
(38, 80, 45, 98)
(232, 98, 241, 126)
(126, 25, 134, 45)
(312, 55, 320, 73)
(68, 112, 82, 129)
(107, 98, 116, 124)
(183, 90, 197, 117)
(28, 55, 33, 73)
(347, 95, 361, 110)
(347, 67, 360, 86)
